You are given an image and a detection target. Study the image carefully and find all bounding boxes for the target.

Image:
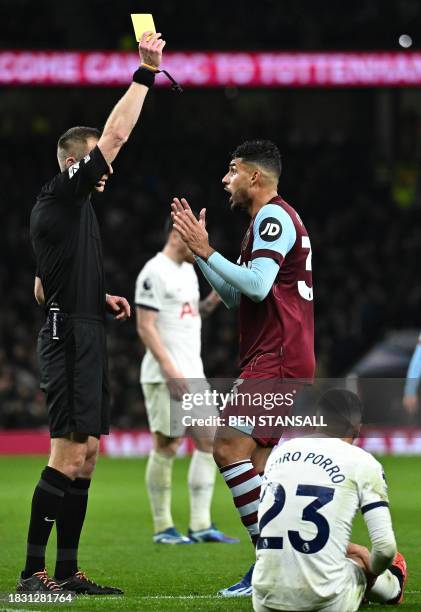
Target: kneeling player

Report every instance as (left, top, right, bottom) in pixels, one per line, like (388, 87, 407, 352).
(253, 389, 407, 612)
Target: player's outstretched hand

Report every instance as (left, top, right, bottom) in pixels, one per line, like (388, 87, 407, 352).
(171, 198, 214, 260)
(198, 207, 207, 228)
(139, 32, 166, 69)
(106, 294, 131, 321)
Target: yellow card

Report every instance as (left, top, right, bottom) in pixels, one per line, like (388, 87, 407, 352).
(131, 14, 156, 42)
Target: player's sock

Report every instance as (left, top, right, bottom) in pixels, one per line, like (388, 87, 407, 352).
(220, 460, 261, 545)
(367, 569, 401, 603)
(146, 450, 174, 533)
(54, 478, 91, 580)
(23, 466, 73, 578)
(188, 450, 216, 531)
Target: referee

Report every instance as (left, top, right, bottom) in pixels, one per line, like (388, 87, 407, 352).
(17, 32, 166, 595)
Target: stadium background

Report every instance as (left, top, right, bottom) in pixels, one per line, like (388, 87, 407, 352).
(0, 0, 420, 433)
(0, 3, 421, 611)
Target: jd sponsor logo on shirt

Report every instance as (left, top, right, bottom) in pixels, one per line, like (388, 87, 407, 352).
(259, 217, 282, 242)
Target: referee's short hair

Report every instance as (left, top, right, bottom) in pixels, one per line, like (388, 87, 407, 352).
(57, 126, 101, 167)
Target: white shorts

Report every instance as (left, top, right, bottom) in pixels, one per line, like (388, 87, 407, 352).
(142, 381, 217, 438)
(253, 559, 366, 612)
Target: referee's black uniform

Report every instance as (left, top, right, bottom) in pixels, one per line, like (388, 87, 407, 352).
(30, 146, 111, 438)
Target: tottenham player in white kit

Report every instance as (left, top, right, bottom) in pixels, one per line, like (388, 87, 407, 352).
(253, 389, 407, 612)
(135, 217, 238, 545)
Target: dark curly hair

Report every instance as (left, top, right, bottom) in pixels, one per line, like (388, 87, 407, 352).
(316, 388, 363, 437)
(232, 139, 282, 179)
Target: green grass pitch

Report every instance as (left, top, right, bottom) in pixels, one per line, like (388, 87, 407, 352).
(0, 455, 419, 611)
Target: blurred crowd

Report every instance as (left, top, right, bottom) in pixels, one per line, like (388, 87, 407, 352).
(2, 0, 421, 51)
(0, 84, 420, 428)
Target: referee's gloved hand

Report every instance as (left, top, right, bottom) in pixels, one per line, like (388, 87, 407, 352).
(105, 294, 131, 321)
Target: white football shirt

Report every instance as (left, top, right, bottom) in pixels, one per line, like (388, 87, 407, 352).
(135, 252, 205, 382)
(253, 436, 391, 611)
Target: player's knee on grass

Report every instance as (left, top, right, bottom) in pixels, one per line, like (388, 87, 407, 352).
(347, 543, 371, 574)
(153, 432, 182, 457)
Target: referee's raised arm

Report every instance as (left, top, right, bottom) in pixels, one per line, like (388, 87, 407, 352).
(22, 29, 167, 599)
(97, 31, 166, 164)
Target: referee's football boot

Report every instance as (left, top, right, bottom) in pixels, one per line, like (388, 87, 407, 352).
(54, 570, 123, 595)
(387, 551, 407, 605)
(217, 562, 254, 597)
(153, 526, 192, 544)
(188, 523, 240, 543)
(17, 569, 71, 593)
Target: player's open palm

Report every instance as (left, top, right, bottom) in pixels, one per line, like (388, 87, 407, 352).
(198, 207, 207, 229)
(139, 32, 166, 69)
(171, 198, 213, 260)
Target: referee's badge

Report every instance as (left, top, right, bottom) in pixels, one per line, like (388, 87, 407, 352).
(68, 162, 80, 178)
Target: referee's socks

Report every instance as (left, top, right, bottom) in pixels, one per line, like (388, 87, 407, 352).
(23, 466, 72, 578)
(54, 478, 91, 580)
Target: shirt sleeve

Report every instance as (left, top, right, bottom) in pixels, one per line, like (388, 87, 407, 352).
(364, 506, 397, 575)
(358, 455, 397, 575)
(404, 334, 421, 396)
(252, 204, 297, 263)
(195, 256, 241, 309)
(135, 265, 165, 312)
(53, 146, 110, 200)
(206, 252, 280, 303)
(358, 455, 389, 514)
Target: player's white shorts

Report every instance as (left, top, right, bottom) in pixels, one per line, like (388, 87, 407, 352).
(142, 381, 216, 438)
(252, 558, 366, 612)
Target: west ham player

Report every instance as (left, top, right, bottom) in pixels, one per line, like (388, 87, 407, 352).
(171, 140, 315, 595)
(135, 218, 237, 545)
(253, 389, 407, 611)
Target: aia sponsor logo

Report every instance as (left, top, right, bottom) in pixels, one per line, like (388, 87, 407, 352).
(180, 302, 197, 318)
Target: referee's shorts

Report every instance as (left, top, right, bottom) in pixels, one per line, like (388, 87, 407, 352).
(37, 315, 110, 438)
